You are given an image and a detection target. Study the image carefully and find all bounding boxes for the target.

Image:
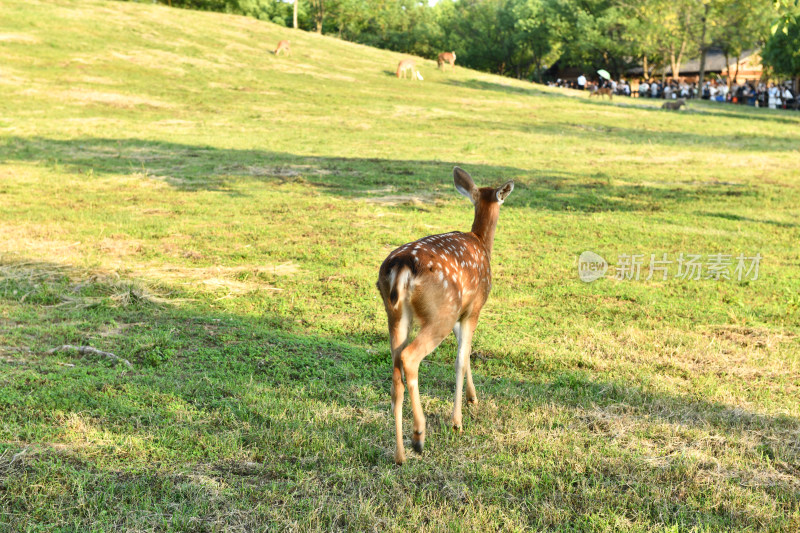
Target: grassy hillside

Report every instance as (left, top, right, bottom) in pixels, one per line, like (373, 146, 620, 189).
(1, 0, 799, 530)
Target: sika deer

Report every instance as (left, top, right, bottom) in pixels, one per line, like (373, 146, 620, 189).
(437, 51, 456, 70)
(274, 40, 290, 56)
(396, 59, 421, 80)
(662, 98, 686, 110)
(376, 167, 514, 465)
(590, 86, 613, 99)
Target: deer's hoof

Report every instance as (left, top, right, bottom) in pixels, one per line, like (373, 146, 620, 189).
(412, 431, 424, 454)
(452, 424, 463, 433)
(467, 397, 478, 406)
(394, 451, 406, 465)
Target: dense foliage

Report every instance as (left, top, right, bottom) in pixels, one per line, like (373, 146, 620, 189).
(762, 2, 800, 84)
(132, 0, 784, 81)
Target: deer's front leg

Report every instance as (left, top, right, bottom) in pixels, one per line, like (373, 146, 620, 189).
(452, 319, 475, 431)
(464, 352, 478, 406)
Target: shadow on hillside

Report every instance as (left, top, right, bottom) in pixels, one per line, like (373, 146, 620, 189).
(480, 369, 800, 437)
(696, 211, 800, 228)
(470, 118, 800, 153)
(2, 257, 798, 444)
(2, 256, 798, 528)
(612, 100, 800, 126)
(444, 78, 551, 97)
(687, 105, 800, 125)
(0, 136, 763, 213)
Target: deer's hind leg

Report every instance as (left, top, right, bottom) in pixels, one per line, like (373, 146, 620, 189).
(452, 314, 478, 431)
(399, 319, 453, 456)
(388, 305, 412, 465)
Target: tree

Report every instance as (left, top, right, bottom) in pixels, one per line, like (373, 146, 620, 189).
(711, 0, 772, 87)
(618, 0, 696, 80)
(762, 2, 800, 106)
(235, 0, 294, 25)
(514, 0, 559, 81)
(549, 0, 634, 79)
(310, 0, 324, 33)
(443, 0, 519, 76)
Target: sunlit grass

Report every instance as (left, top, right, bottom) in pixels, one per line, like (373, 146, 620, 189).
(0, 0, 799, 531)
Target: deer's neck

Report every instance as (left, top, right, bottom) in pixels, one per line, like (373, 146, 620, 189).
(470, 202, 500, 259)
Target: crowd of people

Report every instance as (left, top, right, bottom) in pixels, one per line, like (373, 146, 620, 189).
(548, 75, 798, 110)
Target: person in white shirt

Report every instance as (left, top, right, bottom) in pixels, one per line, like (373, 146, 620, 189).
(782, 86, 793, 106)
(768, 83, 779, 109)
(718, 84, 728, 102)
(639, 81, 649, 98)
(577, 74, 586, 90)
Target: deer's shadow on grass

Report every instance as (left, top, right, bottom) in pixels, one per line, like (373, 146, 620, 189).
(1, 257, 798, 528)
(0, 136, 765, 213)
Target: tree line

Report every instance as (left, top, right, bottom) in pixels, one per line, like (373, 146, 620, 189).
(140, 0, 800, 86)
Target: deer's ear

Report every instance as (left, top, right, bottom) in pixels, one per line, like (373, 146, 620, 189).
(453, 167, 478, 204)
(495, 180, 514, 204)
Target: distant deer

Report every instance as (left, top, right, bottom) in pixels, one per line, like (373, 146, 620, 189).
(437, 51, 456, 70)
(662, 98, 686, 110)
(376, 167, 514, 465)
(274, 40, 290, 56)
(590, 86, 613, 100)
(396, 59, 422, 80)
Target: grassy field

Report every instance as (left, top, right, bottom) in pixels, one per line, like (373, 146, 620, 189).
(1, 0, 799, 530)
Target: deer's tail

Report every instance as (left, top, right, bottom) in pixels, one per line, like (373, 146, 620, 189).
(378, 258, 414, 309)
(388, 266, 411, 307)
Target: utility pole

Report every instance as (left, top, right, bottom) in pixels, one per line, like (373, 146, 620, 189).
(293, 0, 298, 30)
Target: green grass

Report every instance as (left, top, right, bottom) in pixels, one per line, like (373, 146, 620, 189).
(1, 0, 799, 530)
